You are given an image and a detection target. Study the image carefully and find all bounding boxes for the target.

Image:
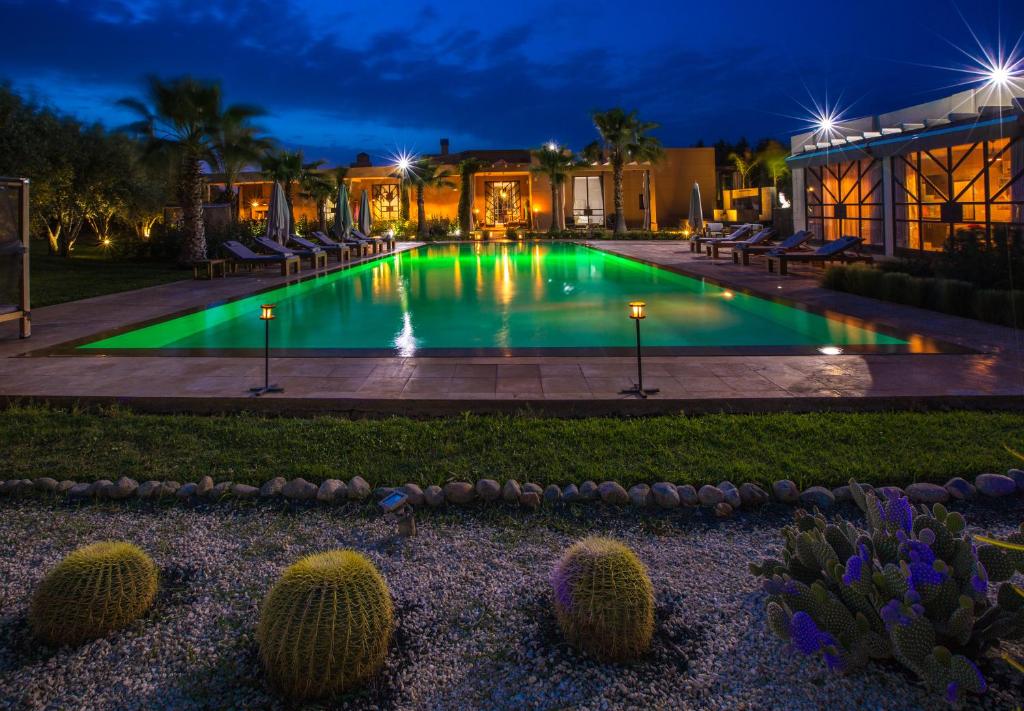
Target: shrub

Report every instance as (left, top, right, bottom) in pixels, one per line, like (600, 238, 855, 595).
(821, 265, 848, 291)
(750, 481, 1024, 704)
(843, 264, 885, 297)
(973, 289, 1024, 328)
(30, 541, 159, 646)
(880, 272, 913, 304)
(550, 537, 654, 662)
(932, 279, 975, 317)
(257, 550, 393, 701)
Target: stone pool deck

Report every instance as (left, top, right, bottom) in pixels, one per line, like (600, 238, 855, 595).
(1, 240, 1022, 415)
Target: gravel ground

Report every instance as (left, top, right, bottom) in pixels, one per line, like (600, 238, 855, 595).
(0, 499, 1022, 710)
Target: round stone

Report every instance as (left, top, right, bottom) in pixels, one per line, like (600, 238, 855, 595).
(282, 478, 317, 500)
(1007, 468, 1024, 493)
(176, 482, 198, 500)
(522, 482, 543, 496)
(562, 484, 581, 502)
(831, 485, 852, 503)
(905, 482, 949, 505)
(34, 477, 59, 493)
(316, 479, 346, 503)
(975, 473, 1017, 497)
(210, 481, 233, 499)
(738, 483, 769, 507)
(772, 480, 800, 503)
(501, 480, 522, 504)
(944, 477, 976, 500)
(347, 476, 372, 501)
(714, 502, 733, 518)
(137, 480, 162, 499)
(520, 491, 540, 510)
(444, 481, 476, 504)
(196, 475, 214, 496)
(476, 479, 501, 502)
(677, 484, 699, 506)
(598, 481, 629, 505)
(651, 482, 680, 509)
(260, 477, 286, 497)
(232, 483, 259, 498)
(628, 484, 651, 507)
(423, 485, 445, 507)
(106, 476, 138, 500)
(578, 481, 599, 501)
(698, 485, 725, 507)
(799, 486, 835, 510)
(543, 484, 562, 504)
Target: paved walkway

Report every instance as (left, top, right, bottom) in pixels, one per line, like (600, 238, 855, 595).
(1, 240, 1022, 414)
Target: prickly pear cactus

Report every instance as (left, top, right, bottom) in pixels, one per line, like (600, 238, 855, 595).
(550, 537, 655, 662)
(30, 541, 159, 646)
(257, 550, 393, 701)
(750, 480, 1024, 703)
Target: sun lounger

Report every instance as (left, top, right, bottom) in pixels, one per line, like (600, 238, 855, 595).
(690, 223, 753, 252)
(290, 234, 348, 263)
(733, 230, 813, 265)
(315, 231, 371, 257)
(766, 236, 872, 275)
(221, 240, 299, 276)
(351, 228, 394, 253)
(255, 236, 327, 270)
(705, 227, 776, 259)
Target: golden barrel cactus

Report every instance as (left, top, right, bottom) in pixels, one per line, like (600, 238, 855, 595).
(257, 550, 393, 701)
(30, 541, 159, 646)
(550, 536, 655, 662)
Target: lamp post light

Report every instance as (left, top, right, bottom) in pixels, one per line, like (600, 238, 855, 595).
(251, 303, 284, 396)
(620, 301, 659, 398)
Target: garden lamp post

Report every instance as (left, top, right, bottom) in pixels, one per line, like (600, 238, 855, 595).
(251, 303, 284, 396)
(620, 301, 659, 398)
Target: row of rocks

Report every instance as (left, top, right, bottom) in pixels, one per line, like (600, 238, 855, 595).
(1, 470, 1022, 515)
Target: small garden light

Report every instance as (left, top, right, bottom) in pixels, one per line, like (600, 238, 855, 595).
(621, 301, 659, 398)
(251, 304, 284, 396)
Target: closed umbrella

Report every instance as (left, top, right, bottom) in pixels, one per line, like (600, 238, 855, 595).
(334, 182, 354, 237)
(358, 189, 372, 236)
(266, 181, 290, 244)
(688, 182, 704, 234)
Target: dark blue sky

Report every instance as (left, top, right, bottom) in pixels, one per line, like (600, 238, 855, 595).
(2, 0, 1022, 165)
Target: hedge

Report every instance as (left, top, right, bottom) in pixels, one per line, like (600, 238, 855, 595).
(821, 264, 1024, 327)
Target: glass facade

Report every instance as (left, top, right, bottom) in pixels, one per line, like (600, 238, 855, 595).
(371, 183, 401, 222)
(805, 158, 883, 248)
(572, 175, 604, 226)
(893, 136, 1024, 251)
(483, 180, 522, 225)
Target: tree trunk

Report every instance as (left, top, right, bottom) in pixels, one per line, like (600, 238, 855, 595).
(612, 158, 626, 234)
(225, 175, 236, 223)
(417, 184, 427, 238)
(400, 181, 410, 222)
(556, 181, 566, 231)
(549, 181, 559, 234)
(458, 173, 474, 235)
(318, 201, 327, 234)
(179, 156, 207, 264)
(642, 170, 651, 232)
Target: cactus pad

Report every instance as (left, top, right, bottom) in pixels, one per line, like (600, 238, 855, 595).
(30, 541, 158, 646)
(257, 550, 393, 701)
(550, 537, 654, 662)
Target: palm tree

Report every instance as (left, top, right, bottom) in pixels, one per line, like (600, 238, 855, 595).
(119, 75, 263, 263)
(403, 159, 455, 238)
(758, 140, 790, 192)
(530, 145, 574, 232)
(457, 157, 484, 235)
(261, 149, 323, 233)
(593, 108, 659, 234)
(727, 150, 761, 189)
(300, 169, 335, 234)
(212, 110, 270, 222)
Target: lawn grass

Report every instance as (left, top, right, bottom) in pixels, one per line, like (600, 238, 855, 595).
(2, 405, 1022, 489)
(29, 240, 187, 307)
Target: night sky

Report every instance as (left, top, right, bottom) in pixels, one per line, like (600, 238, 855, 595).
(2, 0, 1022, 165)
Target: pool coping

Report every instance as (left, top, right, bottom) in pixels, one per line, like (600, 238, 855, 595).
(30, 240, 973, 359)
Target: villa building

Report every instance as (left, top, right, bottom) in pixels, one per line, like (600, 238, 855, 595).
(207, 140, 715, 233)
(788, 89, 1024, 256)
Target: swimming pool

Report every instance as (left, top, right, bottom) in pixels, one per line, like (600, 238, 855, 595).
(79, 242, 916, 356)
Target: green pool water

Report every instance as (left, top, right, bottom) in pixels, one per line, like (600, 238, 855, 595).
(80, 242, 907, 354)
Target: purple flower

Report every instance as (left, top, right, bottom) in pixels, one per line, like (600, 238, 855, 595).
(967, 658, 987, 693)
(823, 649, 846, 671)
(905, 540, 946, 590)
(970, 572, 988, 595)
(842, 544, 872, 586)
(945, 682, 959, 704)
(789, 611, 838, 657)
(880, 599, 912, 630)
